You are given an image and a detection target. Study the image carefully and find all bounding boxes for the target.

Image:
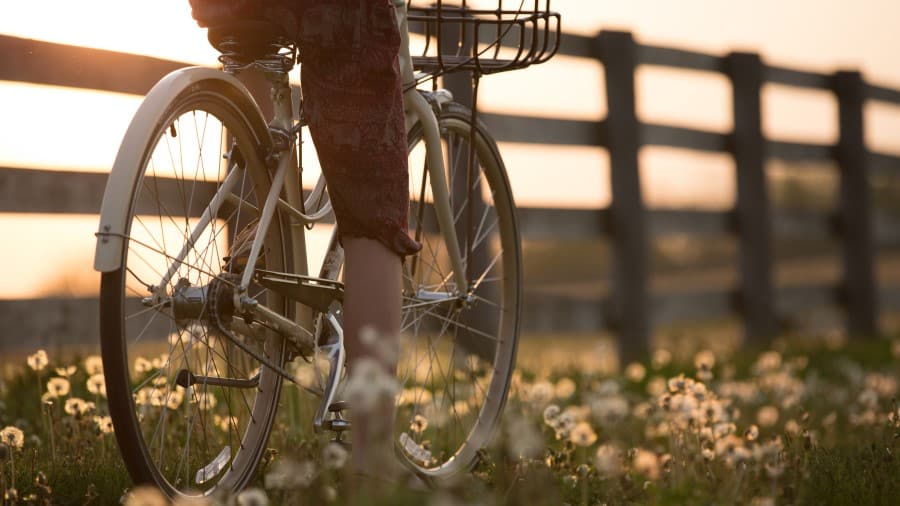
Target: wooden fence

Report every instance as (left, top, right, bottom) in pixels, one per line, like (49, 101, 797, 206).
(2, 30, 900, 359)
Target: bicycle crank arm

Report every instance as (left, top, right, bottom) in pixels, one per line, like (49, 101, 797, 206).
(174, 369, 259, 389)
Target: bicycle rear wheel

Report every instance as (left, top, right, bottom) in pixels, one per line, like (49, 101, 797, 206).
(99, 78, 292, 497)
(397, 101, 522, 479)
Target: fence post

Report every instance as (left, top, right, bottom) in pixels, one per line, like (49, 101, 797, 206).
(596, 31, 650, 361)
(727, 52, 777, 344)
(834, 70, 879, 337)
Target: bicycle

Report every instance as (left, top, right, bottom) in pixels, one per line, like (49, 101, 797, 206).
(93, 0, 559, 498)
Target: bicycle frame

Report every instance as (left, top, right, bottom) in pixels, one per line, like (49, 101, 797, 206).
(94, 0, 468, 347)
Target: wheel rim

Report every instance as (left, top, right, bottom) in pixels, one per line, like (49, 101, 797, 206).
(397, 109, 521, 477)
(102, 90, 288, 497)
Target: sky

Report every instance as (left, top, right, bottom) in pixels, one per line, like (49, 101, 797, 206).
(1, 0, 899, 298)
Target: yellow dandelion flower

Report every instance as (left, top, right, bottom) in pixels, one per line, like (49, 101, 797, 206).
(86, 374, 107, 397)
(46, 377, 71, 398)
(0, 426, 25, 449)
(83, 355, 103, 375)
(27, 350, 48, 371)
(55, 365, 76, 378)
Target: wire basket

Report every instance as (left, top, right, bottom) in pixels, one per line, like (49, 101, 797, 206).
(408, 0, 560, 75)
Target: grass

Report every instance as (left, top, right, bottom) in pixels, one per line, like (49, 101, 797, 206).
(1, 332, 898, 505)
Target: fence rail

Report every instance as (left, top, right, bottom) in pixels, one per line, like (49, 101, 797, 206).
(2, 29, 900, 358)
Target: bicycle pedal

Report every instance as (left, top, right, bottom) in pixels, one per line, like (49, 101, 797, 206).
(323, 418, 351, 432)
(327, 400, 349, 413)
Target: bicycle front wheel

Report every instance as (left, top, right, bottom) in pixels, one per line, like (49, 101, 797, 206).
(397, 101, 522, 479)
(99, 78, 292, 498)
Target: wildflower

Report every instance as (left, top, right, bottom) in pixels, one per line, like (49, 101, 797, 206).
(54, 365, 76, 378)
(667, 374, 693, 393)
(151, 354, 169, 370)
(0, 426, 24, 449)
(133, 357, 153, 374)
(264, 458, 316, 490)
(410, 414, 428, 434)
(27, 350, 48, 371)
(452, 400, 471, 417)
(123, 485, 167, 506)
(784, 419, 800, 436)
(64, 397, 93, 416)
(756, 406, 779, 428)
(86, 374, 107, 397)
(236, 488, 269, 506)
(322, 485, 338, 502)
(554, 378, 576, 399)
(525, 380, 555, 407)
(344, 358, 399, 413)
(590, 395, 629, 425)
(595, 443, 623, 477)
(752, 351, 782, 374)
(542, 404, 561, 426)
(646, 376, 667, 396)
(651, 349, 672, 369)
(745, 424, 760, 442)
(322, 442, 349, 470)
(624, 362, 646, 382)
(83, 356, 103, 375)
(94, 416, 114, 434)
(701, 446, 715, 461)
(693, 349, 715, 371)
(397, 387, 433, 406)
(46, 377, 70, 398)
(631, 448, 660, 480)
(192, 391, 217, 411)
(505, 415, 543, 458)
(569, 422, 598, 447)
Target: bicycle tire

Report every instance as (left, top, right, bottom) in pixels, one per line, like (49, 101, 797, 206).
(100, 78, 292, 498)
(396, 101, 522, 479)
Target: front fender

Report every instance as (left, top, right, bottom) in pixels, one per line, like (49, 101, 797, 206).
(93, 67, 269, 273)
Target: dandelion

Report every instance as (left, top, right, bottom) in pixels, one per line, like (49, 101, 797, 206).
(322, 442, 349, 470)
(344, 358, 399, 413)
(86, 374, 107, 397)
(123, 485, 167, 506)
(322, 485, 338, 503)
(46, 377, 70, 398)
(525, 380, 555, 407)
(452, 400, 471, 417)
(554, 410, 576, 439)
(702, 446, 715, 461)
(543, 404, 561, 426)
(632, 448, 660, 480)
(505, 415, 543, 458)
(410, 414, 429, 434)
(745, 424, 760, 442)
(651, 349, 672, 369)
(64, 397, 93, 416)
(756, 406, 779, 428)
(569, 422, 598, 447)
(192, 391, 217, 411)
(83, 356, 103, 375)
(1, 426, 24, 449)
(94, 416, 114, 434)
(590, 395, 629, 425)
(133, 357, 153, 374)
(554, 377, 576, 399)
(27, 350, 48, 371)
(624, 362, 646, 382)
(236, 488, 269, 506)
(54, 365, 76, 378)
(595, 443, 623, 477)
(264, 458, 316, 490)
(646, 376, 667, 397)
(151, 354, 169, 370)
(694, 349, 715, 371)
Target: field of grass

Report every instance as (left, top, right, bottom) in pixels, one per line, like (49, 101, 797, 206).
(1, 332, 899, 505)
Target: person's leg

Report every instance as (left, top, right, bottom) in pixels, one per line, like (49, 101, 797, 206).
(342, 236, 402, 474)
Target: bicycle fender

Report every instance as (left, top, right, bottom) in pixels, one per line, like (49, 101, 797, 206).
(93, 67, 269, 273)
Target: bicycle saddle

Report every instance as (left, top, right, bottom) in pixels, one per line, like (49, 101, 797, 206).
(207, 19, 295, 62)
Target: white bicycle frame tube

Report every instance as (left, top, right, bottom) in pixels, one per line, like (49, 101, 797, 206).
(394, 0, 469, 295)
